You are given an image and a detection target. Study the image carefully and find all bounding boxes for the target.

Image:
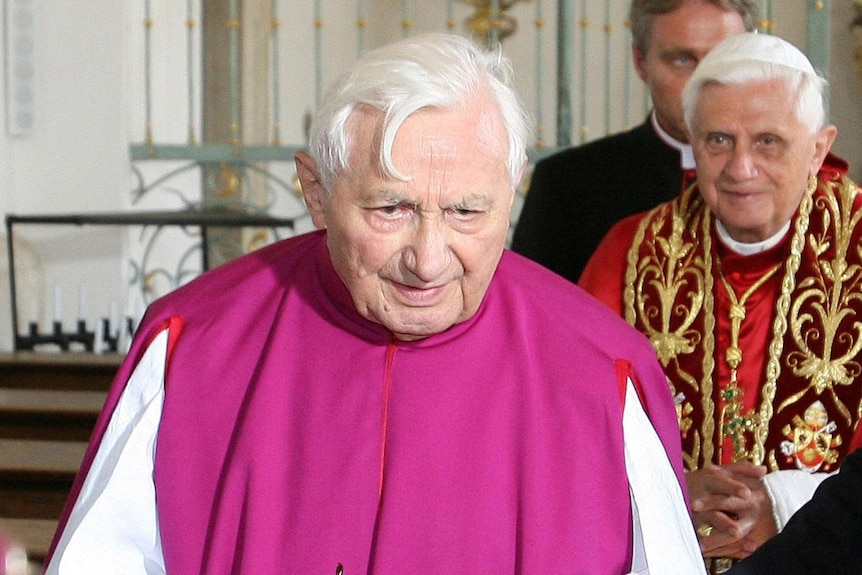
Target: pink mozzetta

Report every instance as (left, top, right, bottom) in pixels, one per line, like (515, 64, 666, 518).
(49, 230, 686, 574)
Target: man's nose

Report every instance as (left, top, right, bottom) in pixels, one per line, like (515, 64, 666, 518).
(404, 218, 451, 282)
(724, 146, 758, 180)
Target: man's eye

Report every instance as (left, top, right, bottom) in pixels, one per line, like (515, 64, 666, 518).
(376, 204, 406, 217)
(449, 206, 483, 220)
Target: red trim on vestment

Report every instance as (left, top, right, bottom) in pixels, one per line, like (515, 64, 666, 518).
(614, 359, 630, 410)
(379, 338, 397, 500)
(143, 315, 184, 371)
(615, 358, 654, 423)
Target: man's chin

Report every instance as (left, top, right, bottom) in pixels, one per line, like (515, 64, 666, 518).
(385, 311, 464, 342)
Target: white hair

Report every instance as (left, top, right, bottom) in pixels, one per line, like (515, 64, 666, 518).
(682, 32, 828, 135)
(307, 33, 531, 192)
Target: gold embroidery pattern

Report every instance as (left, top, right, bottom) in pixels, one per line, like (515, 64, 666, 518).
(625, 189, 716, 468)
(701, 222, 717, 468)
(675, 392, 695, 438)
(752, 175, 811, 466)
(629, 192, 705, 368)
(782, 176, 862, 427)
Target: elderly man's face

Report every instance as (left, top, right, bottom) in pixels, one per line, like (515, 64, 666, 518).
(691, 78, 836, 243)
(299, 93, 516, 341)
(633, 0, 747, 143)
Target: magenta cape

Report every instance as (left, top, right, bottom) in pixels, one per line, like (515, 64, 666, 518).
(49, 230, 685, 574)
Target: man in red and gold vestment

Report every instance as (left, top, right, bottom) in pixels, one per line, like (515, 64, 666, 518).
(580, 32, 862, 573)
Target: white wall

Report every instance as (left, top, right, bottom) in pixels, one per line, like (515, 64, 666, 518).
(830, 1, 862, 181)
(1, 2, 132, 351)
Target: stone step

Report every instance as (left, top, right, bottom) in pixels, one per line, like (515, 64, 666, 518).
(0, 389, 105, 441)
(0, 439, 86, 519)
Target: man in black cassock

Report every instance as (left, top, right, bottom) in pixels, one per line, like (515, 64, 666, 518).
(511, 0, 756, 282)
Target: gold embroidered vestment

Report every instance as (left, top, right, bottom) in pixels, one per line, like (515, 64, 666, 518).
(623, 169, 862, 472)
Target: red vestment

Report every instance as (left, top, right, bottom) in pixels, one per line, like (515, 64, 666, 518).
(581, 155, 862, 473)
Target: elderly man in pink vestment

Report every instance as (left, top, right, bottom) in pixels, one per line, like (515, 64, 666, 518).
(44, 33, 703, 575)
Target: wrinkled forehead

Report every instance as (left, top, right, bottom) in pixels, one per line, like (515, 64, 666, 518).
(693, 76, 800, 115)
(345, 104, 386, 161)
(344, 96, 509, 180)
(689, 74, 815, 132)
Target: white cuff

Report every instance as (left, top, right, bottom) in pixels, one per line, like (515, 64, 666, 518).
(761, 469, 831, 530)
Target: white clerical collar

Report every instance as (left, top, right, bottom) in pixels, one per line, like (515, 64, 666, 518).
(715, 219, 791, 256)
(651, 111, 696, 170)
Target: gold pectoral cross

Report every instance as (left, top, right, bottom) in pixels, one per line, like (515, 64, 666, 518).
(716, 261, 780, 462)
(720, 372, 758, 461)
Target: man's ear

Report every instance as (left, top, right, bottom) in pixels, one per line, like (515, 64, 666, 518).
(810, 124, 838, 177)
(295, 151, 328, 229)
(632, 43, 648, 84)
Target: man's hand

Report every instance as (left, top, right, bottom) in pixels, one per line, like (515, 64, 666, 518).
(687, 462, 777, 559)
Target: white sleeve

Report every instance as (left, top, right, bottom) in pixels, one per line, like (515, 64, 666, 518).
(761, 468, 833, 531)
(622, 377, 707, 575)
(44, 330, 169, 575)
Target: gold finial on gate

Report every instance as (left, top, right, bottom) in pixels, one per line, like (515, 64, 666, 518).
(460, 0, 530, 46)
